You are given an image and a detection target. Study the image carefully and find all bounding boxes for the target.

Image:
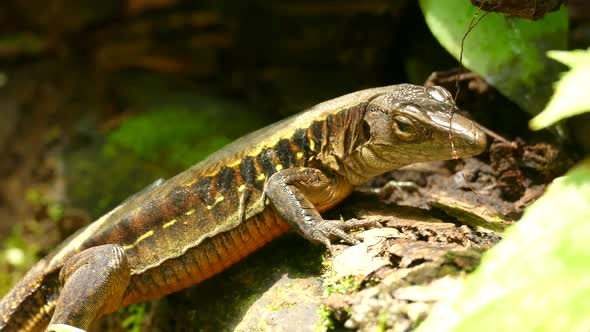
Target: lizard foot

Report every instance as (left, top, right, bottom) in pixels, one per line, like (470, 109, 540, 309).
(311, 219, 382, 253)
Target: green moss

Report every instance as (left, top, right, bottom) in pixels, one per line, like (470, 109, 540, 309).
(364, 276, 382, 288)
(316, 305, 335, 332)
(377, 311, 389, 332)
(267, 300, 296, 312)
(322, 274, 361, 297)
(106, 109, 232, 170)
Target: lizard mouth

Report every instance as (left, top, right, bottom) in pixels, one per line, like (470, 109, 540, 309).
(438, 112, 488, 157)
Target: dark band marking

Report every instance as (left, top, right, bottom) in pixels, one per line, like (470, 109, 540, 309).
(205, 243, 222, 274)
(170, 189, 187, 214)
(276, 139, 296, 169)
(171, 257, 191, 288)
(217, 167, 236, 192)
(195, 176, 213, 205)
(110, 217, 133, 246)
(160, 265, 177, 287)
(181, 248, 201, 283)
(310, 121, 323, 153)
(220, 232, 239, 265)
(193, 249, 211, 279)
(326, 114, 334, 142)
(212, 237, 230, 269)
(149, 269, 166, 290)
(291, 128, 310, 160)
(257, 148, 276, 177)
(240, 156, 262, 190)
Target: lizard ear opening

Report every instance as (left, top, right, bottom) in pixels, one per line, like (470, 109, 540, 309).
(352, 119, 371, 151)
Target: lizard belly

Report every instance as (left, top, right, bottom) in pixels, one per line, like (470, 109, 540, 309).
(120, 209, 290, 307)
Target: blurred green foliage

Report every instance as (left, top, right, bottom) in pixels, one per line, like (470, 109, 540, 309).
(530, 48, 590, 129)
(0, 225, 40, 296)
(0, 33, 45, 56)
(121, 303, 147, 332)
(419, 0, 567, 116)
(105, 109, 232, 169)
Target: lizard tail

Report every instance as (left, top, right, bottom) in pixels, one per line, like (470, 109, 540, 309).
(0, 262, 60, 332)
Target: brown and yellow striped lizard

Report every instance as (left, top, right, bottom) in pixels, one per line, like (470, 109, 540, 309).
(0, 84, 486, 331)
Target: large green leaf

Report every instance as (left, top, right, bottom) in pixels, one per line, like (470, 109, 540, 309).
(416, 159, 590, 332)
(419, 0, 568, 116)
(530, 49, 590, 129)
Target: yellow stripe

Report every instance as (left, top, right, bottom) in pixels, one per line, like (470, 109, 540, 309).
(228, 159, 242, 167)
(162, 218, 178, 229)
(123, 230, 154, 250)
(207, 195, 225, 210)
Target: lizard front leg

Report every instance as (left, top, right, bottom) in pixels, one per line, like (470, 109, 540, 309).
(264, 167, 380, 251)
(47, 244, 131, 332)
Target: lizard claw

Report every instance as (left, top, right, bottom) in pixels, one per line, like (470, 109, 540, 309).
(311, 218, 382, 250)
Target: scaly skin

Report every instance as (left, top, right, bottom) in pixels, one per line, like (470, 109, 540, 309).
(0, 84, 486, 331)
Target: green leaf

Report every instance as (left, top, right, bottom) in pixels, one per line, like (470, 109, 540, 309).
(416, 159, 590, 332)
(529, 49, 590, 129)
(418, 0, 568, 116)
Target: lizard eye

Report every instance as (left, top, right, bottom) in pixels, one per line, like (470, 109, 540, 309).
(426, 86, 453, 103)
(392, 115, 420, 142)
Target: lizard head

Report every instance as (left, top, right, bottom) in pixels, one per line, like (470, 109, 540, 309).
(357, 84, 487, 172)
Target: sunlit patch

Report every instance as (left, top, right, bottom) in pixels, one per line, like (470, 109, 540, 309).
(426, 86, 453, 103)
(185, 209, 195, 216)
(309, 138, 315, 152)
(48, 324, 86, 332)
(275, 164, 283, 171)
(296, 151, 304, 159)
(257, 173, 265, 181)
(4, 247, 25, 266)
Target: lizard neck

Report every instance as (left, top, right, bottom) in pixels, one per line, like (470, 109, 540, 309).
(339, 145, 404, 186)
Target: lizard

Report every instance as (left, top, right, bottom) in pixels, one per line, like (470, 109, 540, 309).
(0, 84, 487, 331)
